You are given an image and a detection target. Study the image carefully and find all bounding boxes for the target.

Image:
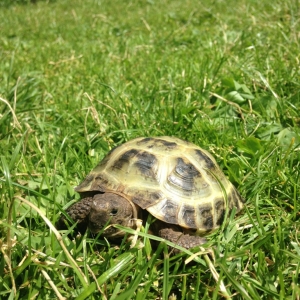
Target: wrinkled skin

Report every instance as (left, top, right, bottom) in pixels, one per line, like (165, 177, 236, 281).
(88, 193, 135, 237)
(57, 192, 207, 250)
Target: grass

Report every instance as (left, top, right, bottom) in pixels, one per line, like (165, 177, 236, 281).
(0, 0, 299, 298)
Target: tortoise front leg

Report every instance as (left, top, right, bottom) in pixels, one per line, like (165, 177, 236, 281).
(158, 228, 207, 250)
(57, 196, 94, 232)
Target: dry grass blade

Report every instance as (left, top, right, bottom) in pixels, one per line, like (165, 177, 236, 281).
(203, 252, 231, 299)
(2, 197, 17, 296)
(209, 92, 248, 116)
(14, 196, 89, 286)
(0, 240, 17, 296)
(86, 264, 107, 300)
(0, 96, 22, 130)
(40, 269, 66, 300)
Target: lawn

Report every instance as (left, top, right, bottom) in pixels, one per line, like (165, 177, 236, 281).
(0, 0, 299, 299)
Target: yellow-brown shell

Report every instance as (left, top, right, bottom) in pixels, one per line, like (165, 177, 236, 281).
(75, 136, 244, 233)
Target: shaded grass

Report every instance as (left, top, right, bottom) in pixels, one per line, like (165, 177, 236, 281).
(0, 0, 300, 299)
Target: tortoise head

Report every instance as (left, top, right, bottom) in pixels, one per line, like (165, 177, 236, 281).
(88, 192, 138, 238)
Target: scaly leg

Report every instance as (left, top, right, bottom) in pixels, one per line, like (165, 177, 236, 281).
(159, 228, 207, 249)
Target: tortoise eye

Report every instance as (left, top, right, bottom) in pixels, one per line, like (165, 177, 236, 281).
(110, 209, 118, 216)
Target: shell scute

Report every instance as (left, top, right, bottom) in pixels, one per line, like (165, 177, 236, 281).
(194, 149, 216, 169)
(134, 151, 158, 179)
(137, 137, 178, 150)
(180, 204, 197, 228)
(131, 189, 164, 209)
(198, 204, 214, 231)
(110, 149, 139, 170)
(214, 199, 225, 226)
(157, 199, 179, 224)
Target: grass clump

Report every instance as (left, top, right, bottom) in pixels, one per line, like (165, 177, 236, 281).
(0, 0, 299, 299)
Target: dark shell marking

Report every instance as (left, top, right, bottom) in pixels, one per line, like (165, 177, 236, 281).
(110, 149, 139, 170)
(75, 136, 244, 232)
(195, 149, 216, 169)
(180, 204, 196, 228)
(167, 157, 200, 194)
(137, 137, 178, 150)
(134, 151, 158, 179)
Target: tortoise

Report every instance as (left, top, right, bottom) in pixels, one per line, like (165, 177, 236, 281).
(58, 136, 244, 249)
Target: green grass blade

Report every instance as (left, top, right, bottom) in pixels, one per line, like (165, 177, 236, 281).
(75, 252, 134, 300)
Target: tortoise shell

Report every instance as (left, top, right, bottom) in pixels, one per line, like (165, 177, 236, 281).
(75, 136, 244, 233)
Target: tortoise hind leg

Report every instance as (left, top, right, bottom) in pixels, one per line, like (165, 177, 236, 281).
(158, 227, 207, 250)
